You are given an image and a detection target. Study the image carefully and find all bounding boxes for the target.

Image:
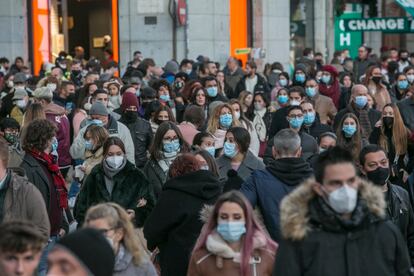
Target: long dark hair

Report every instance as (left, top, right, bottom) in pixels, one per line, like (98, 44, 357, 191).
(149, 121, 190, 160)
(336, 113, 362, 163)
(103, 136, 126, 156)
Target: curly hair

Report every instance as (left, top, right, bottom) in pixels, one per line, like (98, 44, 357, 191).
(168, 153, 201, 178)
(22, 119, 56, 152)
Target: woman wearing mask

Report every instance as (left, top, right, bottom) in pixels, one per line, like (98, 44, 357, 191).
(152, 79, 176, 117)
(80, 125, 109, 178)
(404, 66, 414, 87)
(391, 73, 410, 101)
(216, 127, 265, 182)
(292, 65, 308, 87)
(318, 65, 341, 109)
(193, 149, 220, 177)
(207, 103, 240, 152)
(74, 137, 155, 227)
(253, 92, 273, 157)
(336, 113, 367, 164)
(230, 99, 260, 156)
(193, 132, 216, 157)
(369, 103, 412, 184)
(143, 121, 190, 199)
(85, 203, 157, 276)
(270, 72, 290, 107)
(144, 154, 222, 276)
(188, 191, 277, 276)
(272, 87, 290, 110)
(363, 65, 391, 111)
(150, 105, 176, 135)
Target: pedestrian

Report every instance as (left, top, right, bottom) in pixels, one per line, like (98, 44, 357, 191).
(305, 78, 337, 124)
(144, 154, 222, 276)
(252, 92, 273, 156)
(216, 127, 264, 182)
(291, 64, 308, 87)
(193, 149, 220, 177)
(143, 121, 190, 199)
(203, 76, 228, 103)
(360, 144, 414, 265)
(193, 132, 216, 157)
(0, 117, 24, 167)
(273, 146, 412, 276)
(47, 228, 115, 276)
(271, 86, 290, 110)
(188, 191, 277, 276)
(85, 203, 157, 276)
(362, 65, 391, 111)
(80, 124, 109, 178)
(300, 99, 332, 140)
(150, 105, 176, 135)
(397, 84, 414, 131)
(391, 72, 410, 101)
(74, 137, 155, 227)
(353, 45, 374, 83)
(238, 91, 254, 119)
(0, 221, 47, 276)
(318, 65, 341, 109)
(235, 60, 269, 95)
(10, 88, 29, 125)
(241, 129, 313, 242)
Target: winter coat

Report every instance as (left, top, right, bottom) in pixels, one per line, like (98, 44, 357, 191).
(74, 161, 155, 227)
(113, 245, 157, 276)
(142, 158, 168, 199)
(235, 73, 270, 96)
(216, 150, 265, 182)
(313, 93, 337, 124)
(70, 115, 135, 164)
(224, 67, 244, 94)
(187, 232, 275, 276)
(144, 170, 222, 276)
(302, 118, 332, 141)
(44, 103, 72, 167)
(268, 106, 289, 139)
(398, 97, 414, 131)
(82, 147, 104, 177)
(241, 158, 313, 242)
(10, 106, 24, 125)
(119, 116, 153, 168)
(2, 172, 50, 239)
(273, 178, 412, 276)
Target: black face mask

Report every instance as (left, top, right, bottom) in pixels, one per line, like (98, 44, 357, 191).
(71, 70, 81, 76)
(123, 110, 138, 122)
(383, 116, 394, 128)
(371, 76, 382, 84)
(366, 167, 390, 186)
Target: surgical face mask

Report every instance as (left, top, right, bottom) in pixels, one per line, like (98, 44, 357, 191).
(85, 140, 94, 150)
(326, 185, 358, 214)
(303, 112, 316, 125)
(289, 117, 304, 129)
(279, 79, 288, 87)
(354, 96, 367, 108)
(89, 119, 104, 127)
(16, 99, 27, 109)
(321, 75, 331, 84)
(4, 132, 18, 145)
(159, 94, 170, 102)
(206, 87, 218, 97)
(223, 141, 238, 158)
(185, 69, 192, 75)
(305, 87, 316, 98)
(290, 100, 300, 106)
(163, 139, 180, 153)
(278, 95, 289, 104)
(217, 221, 246, 242)
(135, 89, 141, 97)
(106, 155, 124, 169)
(254, 102, 265, 111)
(47, 83, 57, 91)
(200, 164, 209, 171)
(342, 125, 357, 137)
(407, 74, 414, 83)
(234, 111, 240, 120)
(295, 74, 306, 83)
(366, 167, 390, 186)
(51, 137, 58, 153)
(205, 146, 216, 157)
(319, 147, 327, 153)
(398, 80, 409, 90)
(219, 114, 233, 129)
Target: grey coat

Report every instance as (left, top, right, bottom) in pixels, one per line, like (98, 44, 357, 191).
(217, 150, 265, 182)
(113, 246, 157, 276)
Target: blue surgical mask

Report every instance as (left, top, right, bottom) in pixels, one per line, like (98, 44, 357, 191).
(135, 89, 141, 97)
(398, 80, 409, 90)
(205, 146, 216, 157)
(342, 125, 357, 137)
(159, 94, 170, 102)
(289, 117, 304, 129)
(278, 95, 289, 104)
(51, 137, 58, 153)
(290, 100, 301, 106)
(85, 140, 93, 150)
(303, 112, 316, 125)
(305, 87, 316, 98)
(219, 114, 233, 129)
(89, 119, 104, 127)
(163, 139, 180, 153)
(217, 221, 246, 242)
(321, 75, 331, 84)
(279, 79, 288, 87)
(354, 96, 367, 108)
(223, 142, 238, 158)
(295, 74, 306, 83)
(206, 87, 218, 97)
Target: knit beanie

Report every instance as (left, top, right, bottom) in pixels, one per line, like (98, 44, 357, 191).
(55, 228, 115, 276)
(89, 101, 109, 116)
(121, 92, 139, 112)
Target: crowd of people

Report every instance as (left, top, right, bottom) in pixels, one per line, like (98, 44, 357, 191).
(0, 44, 413, 275)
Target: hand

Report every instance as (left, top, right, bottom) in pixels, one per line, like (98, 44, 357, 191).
(126, 209, 135, 220)
(375, 119, 382, 128)
(137, 198, 147, 208)
(59, 228, 66, 237)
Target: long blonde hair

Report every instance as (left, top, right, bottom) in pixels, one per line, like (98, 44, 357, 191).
(207, 103, 240, 134)
(85, 203, 147, 265)
(378, 103, 410, 156)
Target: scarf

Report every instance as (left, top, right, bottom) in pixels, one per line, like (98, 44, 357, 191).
(253, 109, 267, 142)
(347, 102, 371, 139)
(158, 152, 178, 173)
(27, 149, 68, 209)
(102, 157, 127, 195)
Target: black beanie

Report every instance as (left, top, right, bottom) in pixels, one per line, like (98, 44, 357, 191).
(56, 228, 115, 276)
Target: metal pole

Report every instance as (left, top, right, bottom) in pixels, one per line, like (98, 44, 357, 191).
(61, 0, 69, 52)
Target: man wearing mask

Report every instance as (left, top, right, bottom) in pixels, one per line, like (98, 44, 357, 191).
(360, 144, 414, 265)
(300, 100, 332, 140)
(398, 50, 411, 73)
(334, 84, 381, 139)
(53, 81, 76, 110)
(353, 45, 374, 83)
(273, 146, 411, 276)
(235, 60, 269, 96)
(70, 101, 135, 164)
(0, 73, 28, 119)
(0, 118, 24, 167)
(305, 78, 337, 124)
(241, 129, 313, 242)
(9, 88, 29, 125)
(203, 76, 227, 102)
(70, 60, 83, 88)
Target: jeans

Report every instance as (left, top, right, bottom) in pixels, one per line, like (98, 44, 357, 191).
(37, 235, 59, 276)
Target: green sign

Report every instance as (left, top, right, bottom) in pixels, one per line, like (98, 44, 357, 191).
(335, 5, 362, 59)
(342, 17, 411, 32)
(234, 48, 251, 55)
(396, 0, 414, 17)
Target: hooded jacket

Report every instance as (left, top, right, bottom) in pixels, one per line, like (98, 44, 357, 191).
(241, 158, 313, 242)
(144, 170, 222, 276)
(273, 178, 412, 276)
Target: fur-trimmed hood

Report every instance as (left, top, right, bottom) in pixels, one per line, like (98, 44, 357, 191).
(280, 177, 386, 241)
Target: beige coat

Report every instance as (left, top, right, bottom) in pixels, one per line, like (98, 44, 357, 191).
(314, 94, 337, 124)
(83, 147, 104, 177)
